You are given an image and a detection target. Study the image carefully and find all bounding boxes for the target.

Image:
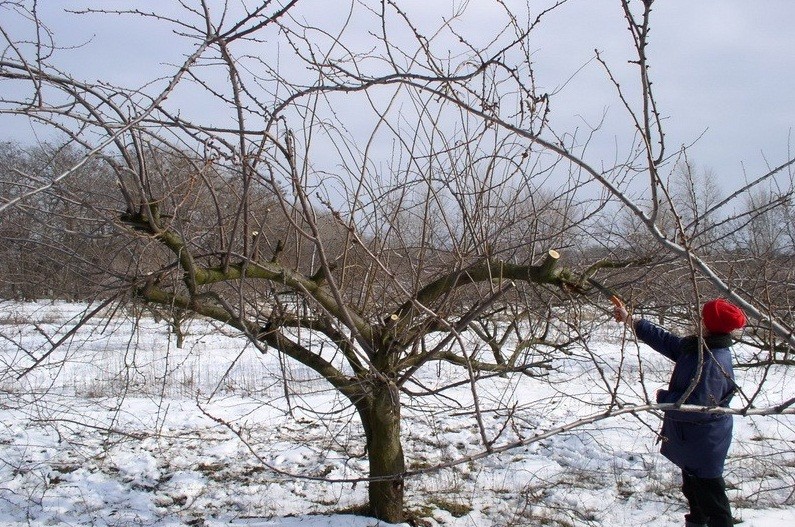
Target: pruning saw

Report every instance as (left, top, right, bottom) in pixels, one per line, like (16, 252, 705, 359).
(586, 277, 625, 309)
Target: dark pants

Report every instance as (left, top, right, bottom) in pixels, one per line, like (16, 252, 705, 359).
(681, 471, 733, 527)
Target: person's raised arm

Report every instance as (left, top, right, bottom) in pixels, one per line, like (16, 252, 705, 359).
(613, 303, 683, 361)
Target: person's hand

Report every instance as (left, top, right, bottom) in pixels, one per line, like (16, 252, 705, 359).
(612, 300, 630, 323)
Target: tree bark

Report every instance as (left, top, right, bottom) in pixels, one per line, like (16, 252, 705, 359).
(361, 379, 405, 523)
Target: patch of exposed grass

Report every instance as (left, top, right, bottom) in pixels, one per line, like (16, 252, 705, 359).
(430, 497, 473, 518)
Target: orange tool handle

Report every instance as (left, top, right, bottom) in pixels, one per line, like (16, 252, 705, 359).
(609, 295, 624, 308)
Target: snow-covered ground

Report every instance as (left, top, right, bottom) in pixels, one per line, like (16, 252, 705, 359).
(1, 301, 793, 526)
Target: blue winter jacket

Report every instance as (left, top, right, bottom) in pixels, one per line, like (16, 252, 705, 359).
(635, 319, 736, 478)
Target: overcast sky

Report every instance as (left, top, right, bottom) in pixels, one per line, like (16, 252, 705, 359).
(2, 0, 793, 190)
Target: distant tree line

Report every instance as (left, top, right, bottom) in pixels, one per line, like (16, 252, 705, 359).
(2, 140, 792, 358)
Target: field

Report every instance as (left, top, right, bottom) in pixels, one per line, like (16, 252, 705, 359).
(1, 301, 794, 526)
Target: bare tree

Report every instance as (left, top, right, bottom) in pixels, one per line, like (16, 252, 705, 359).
(1, 0, 794, 522)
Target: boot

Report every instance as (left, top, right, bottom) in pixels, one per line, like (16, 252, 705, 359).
(686, 522, 707, 527)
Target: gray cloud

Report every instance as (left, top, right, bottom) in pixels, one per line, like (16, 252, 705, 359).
(1, 0, 792, 187)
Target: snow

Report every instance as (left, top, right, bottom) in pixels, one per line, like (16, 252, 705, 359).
(1, 300, 794, 526)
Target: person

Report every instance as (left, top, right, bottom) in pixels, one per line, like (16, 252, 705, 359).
(613, 298, 746, 527)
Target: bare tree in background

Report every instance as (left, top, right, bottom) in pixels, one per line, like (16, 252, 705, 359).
(1, 0, 794, 522)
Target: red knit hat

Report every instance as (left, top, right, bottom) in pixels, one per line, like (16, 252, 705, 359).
(702, 298, 746, 334)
